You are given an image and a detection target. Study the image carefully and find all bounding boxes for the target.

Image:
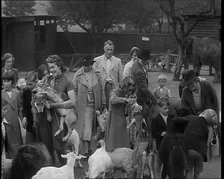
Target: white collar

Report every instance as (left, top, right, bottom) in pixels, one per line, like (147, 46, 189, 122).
(104, 55, 112, 60)
(160, 112, 168, 120)
(2, 117, 8, 124)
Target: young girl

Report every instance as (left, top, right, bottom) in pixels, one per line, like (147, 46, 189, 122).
(1, 71, 23, 158)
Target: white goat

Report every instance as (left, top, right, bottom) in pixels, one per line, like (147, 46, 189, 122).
(32, 152, 86, 179)
(87, 140, 136, 178)
(65, 129, 83, 167)
(87, 140, 113, 178)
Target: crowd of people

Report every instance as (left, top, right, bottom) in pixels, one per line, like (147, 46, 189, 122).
(1, 39, 220, 179)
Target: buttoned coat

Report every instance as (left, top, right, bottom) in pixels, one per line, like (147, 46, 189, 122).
(151, 113, 174, 150)
(105, 87, 130, 151)
(93, 55, 123, 89)
(181, 81, 219, 117)
(73, 67, 106, 140)
(1, 88, 23, 158)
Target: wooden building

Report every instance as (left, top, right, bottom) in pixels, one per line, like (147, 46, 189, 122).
(2, 15, 57, 71)
(184, 15, 221, 41)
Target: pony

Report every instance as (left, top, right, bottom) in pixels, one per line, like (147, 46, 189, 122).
(159, 117, 189, 179)
(9, 143, 52, 179)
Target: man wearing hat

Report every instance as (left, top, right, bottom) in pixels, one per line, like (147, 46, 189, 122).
(131, 49, 157, 131)
(181, 69, 219, 117)
(73, 56, 106, 157)
(123, 46, 140, 78)
(93, 40, 123, 109)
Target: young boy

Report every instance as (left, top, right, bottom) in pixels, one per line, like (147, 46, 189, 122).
(153, 74, 171, 103)
(22, 71, 38, 143)
(151, 99, 175, 177)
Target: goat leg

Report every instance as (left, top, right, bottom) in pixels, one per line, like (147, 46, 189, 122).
(54, 116, 65, 136)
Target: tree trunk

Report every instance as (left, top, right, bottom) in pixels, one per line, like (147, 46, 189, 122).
(166, 49, 171, 73)
(158, 22, 162, 33)
(183, 56, 190, 69)
(173, 45, 184, 81)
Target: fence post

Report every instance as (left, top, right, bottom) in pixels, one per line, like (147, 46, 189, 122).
(166, 49, 171, 72)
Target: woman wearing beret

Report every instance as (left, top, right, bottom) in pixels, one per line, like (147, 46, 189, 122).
(73, 56, 106, 157)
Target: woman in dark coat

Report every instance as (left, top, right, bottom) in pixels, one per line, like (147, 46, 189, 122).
(105, 76, 137, 151)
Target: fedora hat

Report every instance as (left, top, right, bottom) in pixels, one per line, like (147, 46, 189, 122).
(182, 69, 198, 86)
(79, 56, 95, 67)
(139, 49, 151, 61)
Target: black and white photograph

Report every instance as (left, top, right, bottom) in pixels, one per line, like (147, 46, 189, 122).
(1, 0, 221, 178)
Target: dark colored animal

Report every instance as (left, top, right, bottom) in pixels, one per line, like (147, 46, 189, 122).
(159, 117, 189, 179)
(9, 143, 52, 179)
(159, 133, 187, 179)
(185, 36, 221, 83)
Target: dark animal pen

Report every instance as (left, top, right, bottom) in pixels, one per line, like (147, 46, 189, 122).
(2, 16, 57, 71)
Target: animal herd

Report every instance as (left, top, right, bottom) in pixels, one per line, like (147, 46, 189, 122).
(2, 89, 190, 179)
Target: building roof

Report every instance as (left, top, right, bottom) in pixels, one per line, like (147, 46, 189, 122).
(2, 15, 58, 23)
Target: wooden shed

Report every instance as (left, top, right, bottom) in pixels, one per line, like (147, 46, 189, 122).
(2, 15, 58, 71)
(183, 15, 221, 41)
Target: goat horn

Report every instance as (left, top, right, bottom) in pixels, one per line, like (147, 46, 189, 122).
(78, 154, 87, 158)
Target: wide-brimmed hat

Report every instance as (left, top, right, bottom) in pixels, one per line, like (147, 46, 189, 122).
(139, 49, 151, 61)
(79, 56, 95, 67)
(182, 69, 198, 86)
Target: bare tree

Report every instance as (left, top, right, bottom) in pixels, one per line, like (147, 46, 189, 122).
(158, 0, 218, 80)
(3, 0, 36, 16)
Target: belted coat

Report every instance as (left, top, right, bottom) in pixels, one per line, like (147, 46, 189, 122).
(73, 67, 106, 140)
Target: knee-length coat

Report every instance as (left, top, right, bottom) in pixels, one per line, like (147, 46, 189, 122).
(105, 87, 130, 151)
(2, 89, 23, 158)
(73, 67, 106, 140)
